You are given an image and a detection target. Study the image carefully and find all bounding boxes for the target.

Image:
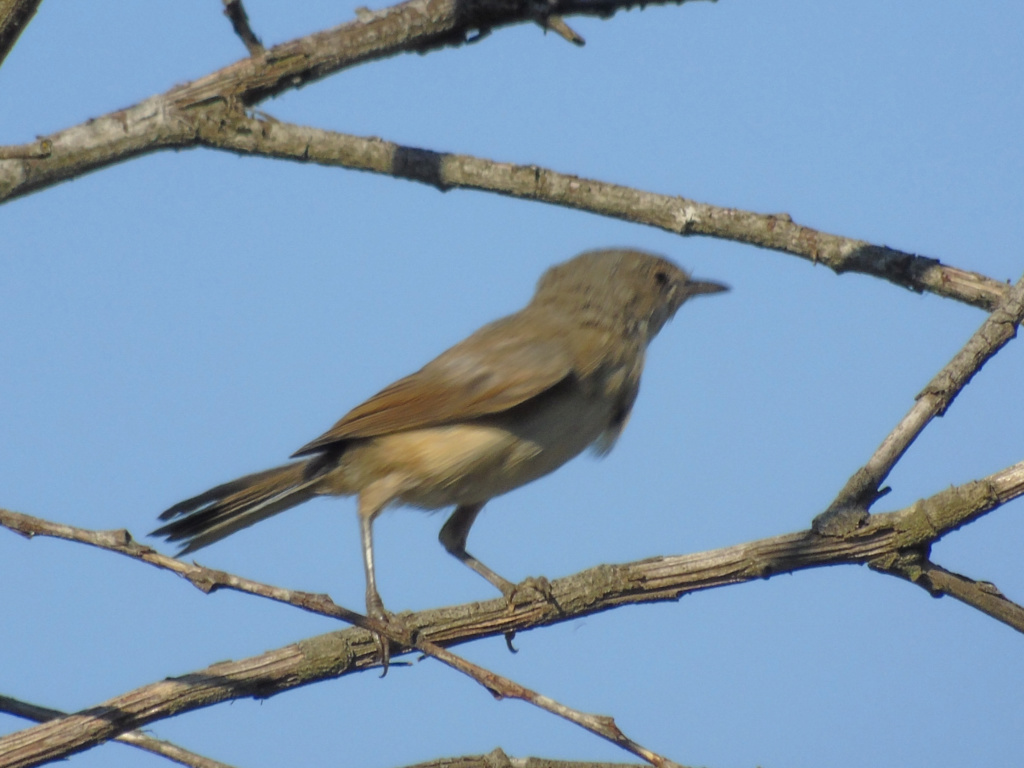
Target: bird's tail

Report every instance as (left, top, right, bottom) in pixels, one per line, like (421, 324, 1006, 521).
(152, 462, 321, 554)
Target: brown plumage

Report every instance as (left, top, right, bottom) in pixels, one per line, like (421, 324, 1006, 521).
(153, 248, 727, 620)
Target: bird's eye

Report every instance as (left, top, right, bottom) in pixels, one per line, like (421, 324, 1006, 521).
(653, 270, 670, 288)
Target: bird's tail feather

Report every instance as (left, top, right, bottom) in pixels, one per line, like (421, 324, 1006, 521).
(152, 462, 320, 554)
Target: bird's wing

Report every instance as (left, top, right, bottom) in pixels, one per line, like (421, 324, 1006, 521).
(291, 312, 575, 456)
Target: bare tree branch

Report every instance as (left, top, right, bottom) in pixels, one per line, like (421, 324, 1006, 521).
(815, 271, 1024, 533)
(406, 642, 684, 768)
(0, 0, 1010, 314)
(885, 560, 1024, 629)
(0, 509, 681, 768)
(2, 458, 1022, 767)
(196, 114, 1012, 310)
(0, 0, 42, 67)
(221, 0, 263, 56)
(0, 0, 706, 202)
(866, 461, 1024, 625)
(0, 693, 665, 768)
(2, 107, 1009, 314)
(0, 695, 237, 768)
(0, 508, 369, 619)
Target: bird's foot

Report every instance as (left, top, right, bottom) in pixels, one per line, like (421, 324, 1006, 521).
(499, 576, 555, 654)
(366, 601, 413, 677)
(502, 575, 554, 607)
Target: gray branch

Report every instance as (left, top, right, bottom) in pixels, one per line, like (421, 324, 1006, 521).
(2, 109, 1009, 313)
(0, 695, 237, 768)
(2, 458, 1023, 767)
(815, 271, 1024, 533)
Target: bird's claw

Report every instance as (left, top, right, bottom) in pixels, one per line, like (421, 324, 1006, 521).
(503, 575, 554, 607)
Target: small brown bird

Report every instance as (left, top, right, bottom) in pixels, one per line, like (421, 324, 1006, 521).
(153, 248, 727, 621)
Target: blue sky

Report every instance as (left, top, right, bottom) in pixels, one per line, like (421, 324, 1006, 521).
(2, 1, 1023, 767)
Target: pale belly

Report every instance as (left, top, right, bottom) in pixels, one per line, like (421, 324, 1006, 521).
(324, 386, 615, 510)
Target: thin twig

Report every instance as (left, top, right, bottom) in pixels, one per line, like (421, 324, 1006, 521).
(895, 561, 1024, 628)
(407, 639, 682, 768)
(2, 460, 1023, 766)
(0, 510, 367, 621)
(198, 114, 1010, 311)
(539, 15, 585, 45)
(867, 459, 1024, 624)
(221, 0, 263, 55)
(0, 0, 1012, 305)
(0, 66, 1011, 312)
(815, 271, 1024, 533)
(0, 510, 681, 768)
(0, 0, 706, 201)
(0, 696, 237, 768)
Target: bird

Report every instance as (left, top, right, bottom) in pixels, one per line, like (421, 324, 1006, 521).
(153, 248, 727, 624)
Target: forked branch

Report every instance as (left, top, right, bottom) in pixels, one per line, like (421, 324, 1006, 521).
(816, 271, 1024, 533)
(2, 458, 1022, 767)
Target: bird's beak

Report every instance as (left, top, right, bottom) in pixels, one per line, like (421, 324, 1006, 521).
(687, 278, 730, 297)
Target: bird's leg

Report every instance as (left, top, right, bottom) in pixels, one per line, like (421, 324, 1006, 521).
(358, 505, 387, 620)
(357, 492, 398, 673)
(439, 503, 517, 598)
